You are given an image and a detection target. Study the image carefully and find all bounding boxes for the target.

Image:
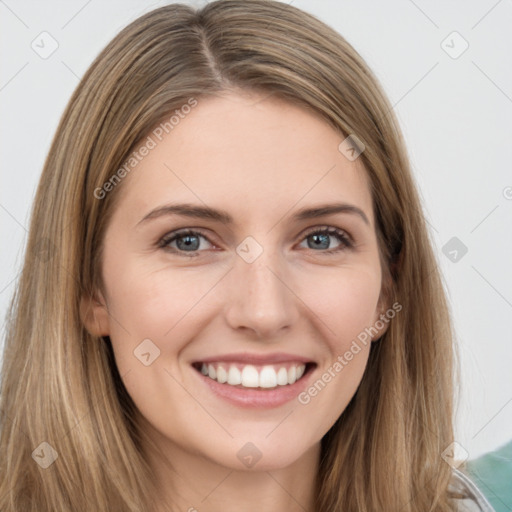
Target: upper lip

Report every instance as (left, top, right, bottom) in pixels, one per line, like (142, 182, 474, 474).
(192, 352, 314, 365)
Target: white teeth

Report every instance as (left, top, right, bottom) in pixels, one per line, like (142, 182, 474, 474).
(199, 362, 307, 388)
(227, 366, 242, 385)
(216, 365, 228, 383)
(276, 367, 288, 385)
(241, 365, 259, 387)
(259, 365, 277, 388)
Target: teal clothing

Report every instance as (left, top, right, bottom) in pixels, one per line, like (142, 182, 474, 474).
(465, 440, 512, 512)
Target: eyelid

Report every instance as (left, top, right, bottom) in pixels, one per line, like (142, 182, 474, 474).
(296, 225, 354, 254)
(157, 228, 217, 251)
(300, 224, 353, 243)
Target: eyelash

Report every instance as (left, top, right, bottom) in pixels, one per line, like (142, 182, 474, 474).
(157, 226, 354, 258)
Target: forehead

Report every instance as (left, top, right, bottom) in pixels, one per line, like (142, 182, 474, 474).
(110, 91, 374, 228)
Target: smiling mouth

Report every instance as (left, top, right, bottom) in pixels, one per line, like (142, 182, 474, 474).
(191, 361, 316, 389)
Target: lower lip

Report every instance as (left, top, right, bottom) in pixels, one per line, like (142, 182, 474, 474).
(192, 365, 315, 408)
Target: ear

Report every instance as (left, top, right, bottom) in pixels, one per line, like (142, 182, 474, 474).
(371, 307, 390, 342)
(371, 273, 394, 342)
(80, 289, 110, 337)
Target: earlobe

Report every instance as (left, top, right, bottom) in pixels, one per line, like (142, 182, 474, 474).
(371, 308, 391, 342)
(372, 268, 394, 342)
(371, 299, 392, 342)
(80, 290, 110, 337)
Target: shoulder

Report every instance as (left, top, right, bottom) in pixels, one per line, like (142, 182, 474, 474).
(449, 468, 496, 512)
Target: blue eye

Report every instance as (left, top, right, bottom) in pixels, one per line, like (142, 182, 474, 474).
(299, 227, 353, 253)
(159, 230, 212, 256)
(158, 226, 353, 257)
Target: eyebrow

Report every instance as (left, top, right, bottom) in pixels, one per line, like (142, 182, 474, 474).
(137, 202, 370, 227)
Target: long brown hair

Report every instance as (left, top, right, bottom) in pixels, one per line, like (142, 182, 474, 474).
(0, 1, 457, 510)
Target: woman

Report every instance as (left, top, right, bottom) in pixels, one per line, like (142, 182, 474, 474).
(0, 1, 495, 510)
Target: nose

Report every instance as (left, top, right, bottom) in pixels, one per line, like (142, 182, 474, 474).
(223, 246, 300, 340)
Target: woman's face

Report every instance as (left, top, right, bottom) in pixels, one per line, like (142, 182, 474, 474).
(83, 91, 389, 472)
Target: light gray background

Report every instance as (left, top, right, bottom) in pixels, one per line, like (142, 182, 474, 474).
(1, 0, 511, 461)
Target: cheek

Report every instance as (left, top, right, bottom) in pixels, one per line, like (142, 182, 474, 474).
(294, 268, 380, 431)
(101, 261, 219, 442)
(300, 264, 382, 345)
(102, 257, 227, 367)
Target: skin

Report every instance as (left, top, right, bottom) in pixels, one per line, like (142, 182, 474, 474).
(81, 90, 390, 512)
